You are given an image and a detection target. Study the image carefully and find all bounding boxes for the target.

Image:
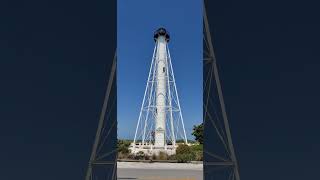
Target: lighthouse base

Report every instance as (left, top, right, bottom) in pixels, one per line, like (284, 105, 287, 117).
(129, 143, 177, 156)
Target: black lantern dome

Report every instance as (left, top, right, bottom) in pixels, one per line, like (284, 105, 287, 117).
(153, 27, 170, 42)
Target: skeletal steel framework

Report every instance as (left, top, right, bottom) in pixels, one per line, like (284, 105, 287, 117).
(203, 1, 241, 179)
(84, 53, 117, 180)
(132, 28, 188, 150)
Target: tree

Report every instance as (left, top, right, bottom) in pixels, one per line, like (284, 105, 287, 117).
(192, 122, 203, 144)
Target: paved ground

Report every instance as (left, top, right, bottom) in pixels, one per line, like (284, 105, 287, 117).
(117, 162, 203, 180)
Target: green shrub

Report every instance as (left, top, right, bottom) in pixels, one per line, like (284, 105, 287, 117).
(190, 144, 203, 161)
(176, 144, 192, 154)
(167, 154, 176, 160)
(190, 144, 203, 151)
(127, 153, 135, 159)
(176, 153, 196, 163)
(135, 151, 145, 160)
(175, 144, 197, 162)
(117, 139, 131, 154)
(194, 151, 203, 161)
(118, 152, 129, 159)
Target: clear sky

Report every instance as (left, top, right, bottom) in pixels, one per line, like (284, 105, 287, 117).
(117, 0, 203, 139)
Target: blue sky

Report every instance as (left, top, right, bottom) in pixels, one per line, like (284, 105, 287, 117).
(117, 0, 202, 140)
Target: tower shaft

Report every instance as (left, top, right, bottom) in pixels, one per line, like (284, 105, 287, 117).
(155, 36, 167, 147)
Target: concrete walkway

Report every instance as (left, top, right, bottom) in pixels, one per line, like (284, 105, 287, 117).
(118, 161, 203, 170)
(118, 162, 203, 180)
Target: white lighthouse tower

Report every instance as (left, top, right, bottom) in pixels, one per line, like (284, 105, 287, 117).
(130, 28, 188, 156)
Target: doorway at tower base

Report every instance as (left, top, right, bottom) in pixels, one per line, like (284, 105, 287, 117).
(129, 143, 177, 156)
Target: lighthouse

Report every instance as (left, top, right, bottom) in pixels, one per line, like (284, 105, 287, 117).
(154, 28, 169, 147)
(130, 28, 187, 155)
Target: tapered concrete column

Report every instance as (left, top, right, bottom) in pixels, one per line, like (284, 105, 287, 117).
(154, 35, 167, 147)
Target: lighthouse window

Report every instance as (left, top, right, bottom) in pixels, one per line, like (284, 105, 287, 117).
(163, 67, 166, 73)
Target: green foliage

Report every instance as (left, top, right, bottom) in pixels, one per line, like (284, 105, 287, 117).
(127, 153, 135, 159)
(135, 151, 145, 160)
(176, 153, 196, 163)
(190, 144, 203, 151)
(175, 144, 195, 162)
(174, 122, 204, 162)
(194, 151, 203, 161)
(116, 138, 203, 162)
(117, 139, 131, 154)
(176, 144, 192, 154)
(192, 123, 203, 144)
(118, 152, 129, 159)
(190, 144, 203, 161)
(167, 154, 176, 160)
